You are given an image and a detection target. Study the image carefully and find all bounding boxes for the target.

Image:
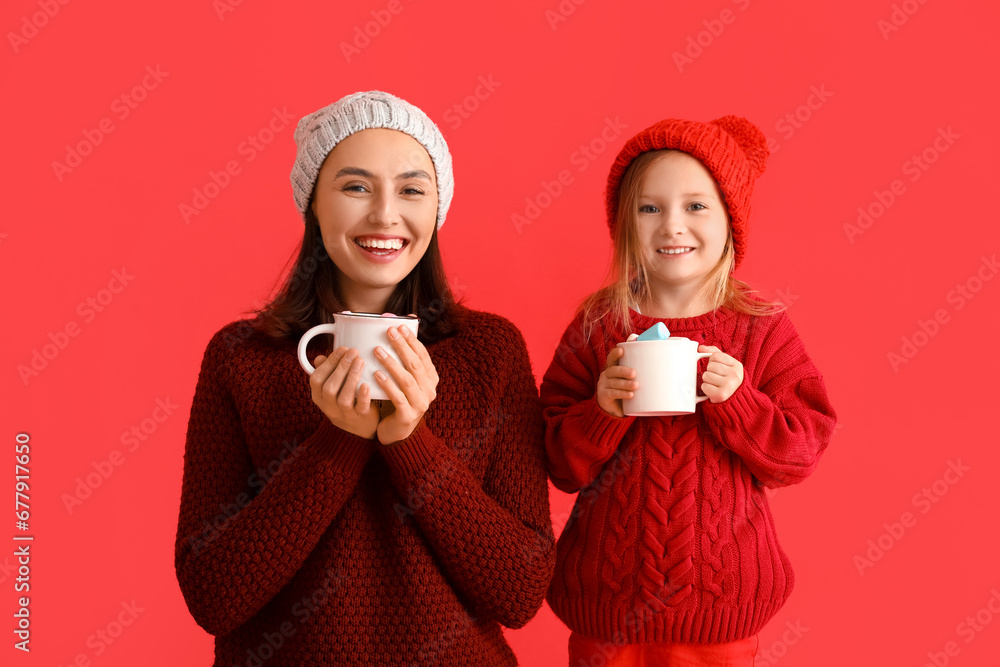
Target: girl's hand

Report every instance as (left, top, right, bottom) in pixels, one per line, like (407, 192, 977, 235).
(597, 346, 638, 418)
(698, 344, 744, 403)
(373, 324, 439, 445)
(309, 346, 379, 439)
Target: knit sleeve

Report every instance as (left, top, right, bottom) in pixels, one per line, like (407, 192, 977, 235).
(539, 314, 636, 493)
(174, 326, 377, 637)
(701, 313, 837, 487)
(377, 321, 555, 630)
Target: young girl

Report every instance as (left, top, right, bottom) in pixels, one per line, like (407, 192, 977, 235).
(541, 116, 837, 665)
(173, 91, 554, 665)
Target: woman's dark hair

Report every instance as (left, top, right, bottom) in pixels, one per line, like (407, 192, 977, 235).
(247, 203, 464, 345)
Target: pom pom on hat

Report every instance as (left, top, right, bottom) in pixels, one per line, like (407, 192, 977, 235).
(605, 115, 769, 269)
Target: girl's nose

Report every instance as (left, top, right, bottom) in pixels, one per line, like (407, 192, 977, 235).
(660, 207, 686, 234)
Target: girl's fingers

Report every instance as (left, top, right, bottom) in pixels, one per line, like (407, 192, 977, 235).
(701, 370, 729, 385)
(606, 389, 635, 399)
(604, 365, 636, 379)
(607, 378, 639, 390)
(605, 346, 625, 369)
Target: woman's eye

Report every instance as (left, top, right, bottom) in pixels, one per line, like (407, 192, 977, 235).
(341, 182, 368, 193)
(638, 204, 658, 213)
(402, 187, 425, 196)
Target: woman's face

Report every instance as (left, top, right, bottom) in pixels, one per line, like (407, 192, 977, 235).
(310, 129, 438, 312)
(633, 151, 730, 293)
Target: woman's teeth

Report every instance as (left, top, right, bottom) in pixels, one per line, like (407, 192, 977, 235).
(355, 238, 405, 252)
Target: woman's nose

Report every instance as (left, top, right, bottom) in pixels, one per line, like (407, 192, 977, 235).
(368, 188, 401, 226)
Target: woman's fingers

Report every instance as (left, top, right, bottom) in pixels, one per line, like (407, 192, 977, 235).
(336, 355, 365, 409)
(374, 347, 419, 406)
(310, 347, 347, 391)
(398, 325, 438, 385)
(374, 367, 410, 407)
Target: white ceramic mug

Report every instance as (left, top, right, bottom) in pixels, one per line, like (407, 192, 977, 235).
(617, 337, 713, 416)
(297, 312, 420, 401)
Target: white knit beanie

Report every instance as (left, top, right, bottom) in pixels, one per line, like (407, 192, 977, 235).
(290, 91, 454, 229)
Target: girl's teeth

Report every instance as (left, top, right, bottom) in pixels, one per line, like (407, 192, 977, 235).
(660, 247, 693, 255)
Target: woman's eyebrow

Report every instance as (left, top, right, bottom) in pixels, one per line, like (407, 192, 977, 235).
(334, 167, 373, 179)
(398, 169, 432, 181)
(333, 167, 432, 181)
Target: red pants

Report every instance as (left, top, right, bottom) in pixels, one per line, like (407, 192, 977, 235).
(568, 631, 759, 666)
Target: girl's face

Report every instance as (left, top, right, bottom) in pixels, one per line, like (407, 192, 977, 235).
(310, 128, 438, 311)
(634, 151, 730, 293)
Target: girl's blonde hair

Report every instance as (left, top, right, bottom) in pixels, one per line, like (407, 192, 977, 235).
(579, 149, 785, 339)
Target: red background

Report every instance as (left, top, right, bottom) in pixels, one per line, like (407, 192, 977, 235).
(3, 0, 999, 664)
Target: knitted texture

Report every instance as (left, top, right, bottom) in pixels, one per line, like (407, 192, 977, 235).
(604, 116, 769, 269)
(174, 307, 554, 666)
(289, 90, 455, 227)
(540, 303, 836, 644)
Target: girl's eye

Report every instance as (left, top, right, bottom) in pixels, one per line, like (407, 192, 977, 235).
(638, 204, 659, 214)
(688, 202, 706, 211)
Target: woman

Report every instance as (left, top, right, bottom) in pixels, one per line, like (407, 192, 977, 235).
(174, 91, 555, 665)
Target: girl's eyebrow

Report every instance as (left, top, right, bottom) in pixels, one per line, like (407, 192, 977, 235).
(639, 191, 716, 199)
(333, 167, 432, 181)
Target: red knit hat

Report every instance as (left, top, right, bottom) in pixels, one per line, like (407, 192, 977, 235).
(604, 116, 769, 269)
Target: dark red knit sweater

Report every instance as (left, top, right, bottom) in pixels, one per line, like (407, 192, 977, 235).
(541, 304, 836, 645)
(174, 307, 555, 666)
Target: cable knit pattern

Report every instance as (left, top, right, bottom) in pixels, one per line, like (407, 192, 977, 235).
(541, 301, 837, 644)
(174, 306, 554, 666)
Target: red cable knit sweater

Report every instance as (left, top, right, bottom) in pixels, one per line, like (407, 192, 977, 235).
(174, 306, 555, 666)
(540, 303, 836, 645)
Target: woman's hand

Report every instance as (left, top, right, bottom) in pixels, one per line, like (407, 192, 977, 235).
(309, 346, 379, 439)
(596, 346, 638, 418)
(373, 324, 439, 444)
(698, 344, 744, 403)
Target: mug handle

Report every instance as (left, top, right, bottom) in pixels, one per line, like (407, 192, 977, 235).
(695, 351, 713, 403)
(297, 323, 338, 374)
